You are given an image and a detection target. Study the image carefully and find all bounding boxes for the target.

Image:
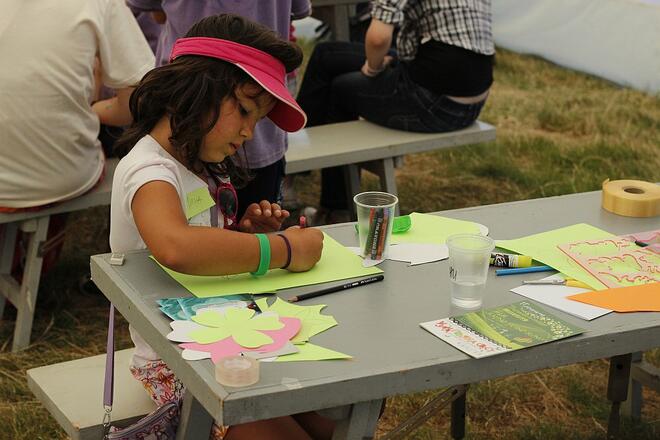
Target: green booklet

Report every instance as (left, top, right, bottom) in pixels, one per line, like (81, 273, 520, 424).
(420, 301, 584, 358)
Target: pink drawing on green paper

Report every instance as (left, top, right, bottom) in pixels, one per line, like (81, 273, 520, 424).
(558, 236, 660, 289)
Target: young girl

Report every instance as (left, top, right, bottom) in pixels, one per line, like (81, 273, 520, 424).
(110, 14, 332, 440)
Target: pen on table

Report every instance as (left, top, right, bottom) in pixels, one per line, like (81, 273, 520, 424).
(299, 215, 306, 229)
(522, 279, 593, 289)
(495, 265, 554, 276)
(288, 275, 384, 303)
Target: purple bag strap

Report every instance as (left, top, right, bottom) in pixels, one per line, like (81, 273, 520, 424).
(104, 304, 115, 408)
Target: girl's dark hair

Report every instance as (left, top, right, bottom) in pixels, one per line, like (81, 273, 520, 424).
(114, 13, 303, 186)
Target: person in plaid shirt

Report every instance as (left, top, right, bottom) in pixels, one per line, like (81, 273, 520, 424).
(297, 0, 494, 223)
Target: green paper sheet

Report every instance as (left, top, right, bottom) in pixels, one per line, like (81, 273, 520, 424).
(274, 342, 352, 362)
(156, 234, 382, 297)
(255, 297, 338, 344)
(390, 212, 481, 245)
(186, 187, 215, 219)
(497, 223, 614, 290)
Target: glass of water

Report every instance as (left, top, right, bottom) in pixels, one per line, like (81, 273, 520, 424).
(446, 233, 495, 309)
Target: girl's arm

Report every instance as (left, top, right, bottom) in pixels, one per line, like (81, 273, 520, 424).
(132, 181, 323, 275)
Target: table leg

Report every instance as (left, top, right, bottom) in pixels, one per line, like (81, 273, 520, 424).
(451, 386, 467, 440)
(380, 385, 467, 440)
(330, 399, 383, 440)
(622, 351, 643, 420)
(176, 389, 214, 440)
(607, 353, 632, 439)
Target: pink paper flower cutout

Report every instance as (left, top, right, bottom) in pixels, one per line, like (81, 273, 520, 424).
(180, 317, 301, 363)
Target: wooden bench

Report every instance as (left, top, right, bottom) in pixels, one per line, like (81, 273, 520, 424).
(623, 352, 660, 420)
(27, 348, 155, 440)
(286, 119, 496, 214)
(0, 158, 119, 352)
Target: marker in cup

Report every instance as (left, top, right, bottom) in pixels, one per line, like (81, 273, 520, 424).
(354, 192, 398, 261)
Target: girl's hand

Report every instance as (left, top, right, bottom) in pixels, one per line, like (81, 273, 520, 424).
(282, 226, 324, 272)
(239, 201, 289, 233)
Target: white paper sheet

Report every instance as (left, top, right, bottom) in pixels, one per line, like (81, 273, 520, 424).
(510, 274, 611, 321)
(348, 243, 448, 267)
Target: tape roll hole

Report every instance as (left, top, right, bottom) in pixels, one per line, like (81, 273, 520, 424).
(623, 186, 645, 194)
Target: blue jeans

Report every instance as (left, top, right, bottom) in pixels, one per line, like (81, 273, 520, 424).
(297, 41, 487, 209)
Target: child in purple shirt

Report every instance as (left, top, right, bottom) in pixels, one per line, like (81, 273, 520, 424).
(127, 0, 311, 218)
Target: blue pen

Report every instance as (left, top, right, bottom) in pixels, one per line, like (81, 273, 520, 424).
(495, 265, 554, 276)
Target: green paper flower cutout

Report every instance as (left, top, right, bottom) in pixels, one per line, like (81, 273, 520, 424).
(189, 308, 284, 348)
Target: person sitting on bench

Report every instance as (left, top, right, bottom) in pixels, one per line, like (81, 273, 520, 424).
(0, 0, 154, 278)
(296, 0, 495, 224)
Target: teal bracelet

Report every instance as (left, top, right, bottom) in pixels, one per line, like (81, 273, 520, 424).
(250, 233, 270, 276)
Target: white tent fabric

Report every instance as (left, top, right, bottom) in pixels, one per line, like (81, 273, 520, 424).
(492, 0, 660, 94)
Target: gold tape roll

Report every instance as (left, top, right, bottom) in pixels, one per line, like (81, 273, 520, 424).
(601, 179, 660, 217)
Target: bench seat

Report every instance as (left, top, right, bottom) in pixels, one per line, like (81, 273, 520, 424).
(0, 158, 118, 351)
(286, 119, 496, 213)
(27, 348, 155, 440)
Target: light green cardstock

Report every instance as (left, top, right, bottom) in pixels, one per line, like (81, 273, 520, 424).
(274, 342, 352, 362)
(256, 297, 338, 344)
(156, 234, 382, 297)
(497, 223, 615, 290)
(390, 212, 481, 245)
(189, 308, 283, 348)
(186, 187, 215, 219)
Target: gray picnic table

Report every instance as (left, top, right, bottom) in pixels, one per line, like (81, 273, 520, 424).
(90, 189, 660, 439)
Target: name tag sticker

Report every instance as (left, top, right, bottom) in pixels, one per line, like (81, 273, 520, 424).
(186, 187, 215, 219)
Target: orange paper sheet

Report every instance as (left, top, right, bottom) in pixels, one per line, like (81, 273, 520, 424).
(568, 282, 660, 312)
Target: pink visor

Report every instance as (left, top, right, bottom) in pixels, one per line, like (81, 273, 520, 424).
(170, 37, 307, 132)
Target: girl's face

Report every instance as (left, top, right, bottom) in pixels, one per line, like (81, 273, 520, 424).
(200, 82, 276, 164)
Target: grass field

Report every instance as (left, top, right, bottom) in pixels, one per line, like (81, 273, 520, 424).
(0, 46, 659, 439)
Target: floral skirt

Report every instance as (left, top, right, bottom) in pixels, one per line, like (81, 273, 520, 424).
(130, 360, 229, 439)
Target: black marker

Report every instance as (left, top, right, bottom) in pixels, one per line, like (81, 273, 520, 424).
(288, 275, 384, 303)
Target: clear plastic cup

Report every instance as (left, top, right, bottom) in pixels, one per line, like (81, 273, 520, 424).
(446, 233, 495, 309)
(354, 192, 398, 260)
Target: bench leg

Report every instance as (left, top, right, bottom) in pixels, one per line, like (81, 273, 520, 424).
(313, 5, 352, 41)
(344, 164, 361, 220)
(360, 159, 400, 216)
(0, 223, 19, 319)
(12, 217, 49, 352)
(607, 353, 632, 439)
(176, 389, 213, 440)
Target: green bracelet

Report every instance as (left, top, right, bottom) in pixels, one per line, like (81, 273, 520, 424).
(250, 233, 270, 276)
